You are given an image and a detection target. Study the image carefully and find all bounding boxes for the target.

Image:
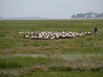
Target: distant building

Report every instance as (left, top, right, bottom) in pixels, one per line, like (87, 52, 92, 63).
(71, 11, 103, 19)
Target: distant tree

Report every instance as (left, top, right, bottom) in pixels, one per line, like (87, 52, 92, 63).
(71, 15, 77, 18)
(96, 13, 103, 18)
(85, 13, 92, 18)
(77, 13, 85, 18)
(71, 12, 103, 19)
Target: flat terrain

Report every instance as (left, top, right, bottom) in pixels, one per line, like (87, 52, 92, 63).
(0, 19, 103, 77)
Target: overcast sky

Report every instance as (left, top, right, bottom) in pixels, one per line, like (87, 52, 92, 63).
(0, 0, 103, 19)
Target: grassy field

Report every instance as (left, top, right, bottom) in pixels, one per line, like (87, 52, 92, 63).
(0, 19, 103, 77)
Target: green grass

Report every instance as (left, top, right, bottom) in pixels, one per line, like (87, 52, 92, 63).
(0, 19, 103, 76)
(0, 71, 103, 77)
(20, 71, 103, 77)
(0, 57, 51, 69)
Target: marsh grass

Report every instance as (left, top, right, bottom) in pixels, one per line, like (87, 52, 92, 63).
(0, 19, 103, 76)
(20, 71, 103, 77)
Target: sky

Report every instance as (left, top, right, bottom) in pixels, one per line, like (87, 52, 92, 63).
(0, 0, 103, 19)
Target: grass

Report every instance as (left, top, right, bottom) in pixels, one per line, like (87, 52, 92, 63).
(0, 19, 103, 76)
(20, 71, 103, 77)
(1, 71, 103, 77)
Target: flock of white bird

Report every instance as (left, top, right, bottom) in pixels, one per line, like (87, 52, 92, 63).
(19, 31, 91, 40)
